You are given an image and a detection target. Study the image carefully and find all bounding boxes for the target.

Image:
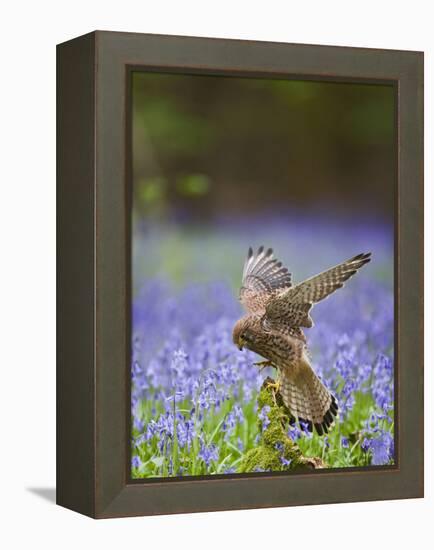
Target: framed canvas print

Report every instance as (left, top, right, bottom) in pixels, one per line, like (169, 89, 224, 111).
(57, 31, 423, 518)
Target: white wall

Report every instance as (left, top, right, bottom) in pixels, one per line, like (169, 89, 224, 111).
(1, 1, 431, 548)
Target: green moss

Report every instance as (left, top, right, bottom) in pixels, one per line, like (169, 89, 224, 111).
(238, 378, 326, 473)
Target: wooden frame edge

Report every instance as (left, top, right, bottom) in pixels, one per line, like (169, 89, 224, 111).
(57, 31, 424, 519)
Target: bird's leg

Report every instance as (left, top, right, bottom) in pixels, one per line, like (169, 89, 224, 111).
(254, 360, 275, 372)
(265, 378, 281, 406)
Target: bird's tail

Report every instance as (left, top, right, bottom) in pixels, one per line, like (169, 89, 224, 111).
(279, 360, 338, 436)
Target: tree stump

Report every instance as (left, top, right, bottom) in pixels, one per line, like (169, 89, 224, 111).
(238, 377, 326, 473)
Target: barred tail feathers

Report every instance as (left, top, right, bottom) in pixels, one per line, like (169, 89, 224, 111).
(279, 361, 338, 436)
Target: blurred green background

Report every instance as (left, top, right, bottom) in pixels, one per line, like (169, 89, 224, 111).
(133, 72, 395, 225)
(132, 71, 395, 294)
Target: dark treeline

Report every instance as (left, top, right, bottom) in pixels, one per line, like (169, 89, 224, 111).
(132, 72, 395, 223)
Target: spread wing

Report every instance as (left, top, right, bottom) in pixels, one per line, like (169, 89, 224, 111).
(239, 246, 292, 314)
(265, 252, 371, 328)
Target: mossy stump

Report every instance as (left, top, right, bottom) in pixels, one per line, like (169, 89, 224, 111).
(238, 377, 326, 473)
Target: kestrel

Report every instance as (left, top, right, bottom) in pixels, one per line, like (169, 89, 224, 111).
(232, 246, 371, 435)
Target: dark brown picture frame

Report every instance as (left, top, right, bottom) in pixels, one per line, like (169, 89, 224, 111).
(57, 30, 424, 519)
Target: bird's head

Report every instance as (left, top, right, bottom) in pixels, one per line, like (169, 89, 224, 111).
(232, 317, 254, 351)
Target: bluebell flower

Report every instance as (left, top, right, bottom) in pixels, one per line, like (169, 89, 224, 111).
(133, 417, 144, 432)
(287, 424, 302, 441)
(131, 216, 394, 476)
(280, 457, 292, 467)
(131, 455, 142, 469)
(361, 438, 371, 453)
(198, 442, 219, 466)
(370, 431, 394, 465)
(300, 420, 312, 436)
(258, 405, 271, 431)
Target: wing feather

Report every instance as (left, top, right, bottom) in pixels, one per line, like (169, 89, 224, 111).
(239, 246, 292, 314)
(265, 252, 371, 328)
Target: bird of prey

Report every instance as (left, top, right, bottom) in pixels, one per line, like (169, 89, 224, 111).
(232, 246, 371, 435)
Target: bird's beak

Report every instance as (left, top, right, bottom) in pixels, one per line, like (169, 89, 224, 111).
(238, 338, 244, 351)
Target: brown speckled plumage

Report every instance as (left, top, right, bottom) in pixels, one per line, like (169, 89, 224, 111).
(233, 246, 371, 435)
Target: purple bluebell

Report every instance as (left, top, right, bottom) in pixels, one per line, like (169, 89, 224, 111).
(131, 455, 142, 469)
(370, 431, 394, 465)
(131, 215, 394, 476)
(258, 405, 271, 431)
(198, 442, 219, 466)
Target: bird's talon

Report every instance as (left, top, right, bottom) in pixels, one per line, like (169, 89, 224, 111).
(265, 381, 281, 393)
